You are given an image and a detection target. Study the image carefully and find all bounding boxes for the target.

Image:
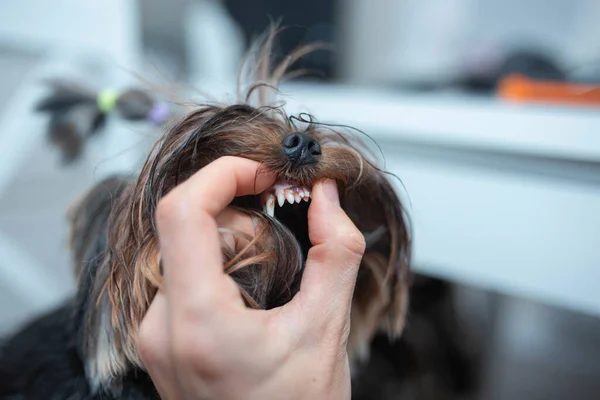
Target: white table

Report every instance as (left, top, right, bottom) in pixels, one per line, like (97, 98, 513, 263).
(284, 83, 600, 318)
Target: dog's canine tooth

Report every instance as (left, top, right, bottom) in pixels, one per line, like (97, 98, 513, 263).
(277, 191, 285, 207)
(286, 192, 295, 204)
(266, 195, 275, 217)
(269, 182, 312, 207)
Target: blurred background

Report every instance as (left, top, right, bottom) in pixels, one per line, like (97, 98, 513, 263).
(1, 1, 600, 399)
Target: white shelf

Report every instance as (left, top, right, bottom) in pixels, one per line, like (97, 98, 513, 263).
(283, 83, 600, 163)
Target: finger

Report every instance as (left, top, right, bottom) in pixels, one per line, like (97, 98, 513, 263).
(155, 156, 275, 312)
(138, 292, 184, 399)
(296, 179, 366, 319)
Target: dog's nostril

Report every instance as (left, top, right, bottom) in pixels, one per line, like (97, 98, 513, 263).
(283, 134, 301, 149)
(282, 132, 321, 166)
(308, 139, 322, 156)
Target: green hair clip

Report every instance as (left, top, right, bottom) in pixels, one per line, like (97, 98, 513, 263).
(97, 89, 119, 114)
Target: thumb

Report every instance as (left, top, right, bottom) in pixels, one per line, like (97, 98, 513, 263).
(298, 179, 366, 317)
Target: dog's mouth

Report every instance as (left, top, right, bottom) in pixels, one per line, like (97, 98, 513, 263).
(259, 179, 311, 217)
(258, 178, 313, 258)
(230, 178, 315, 262)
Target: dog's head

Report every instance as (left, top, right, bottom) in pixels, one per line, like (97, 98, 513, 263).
(60, 29, 411, 390)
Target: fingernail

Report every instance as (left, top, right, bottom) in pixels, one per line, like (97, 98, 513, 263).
(322, 179, 340, 207)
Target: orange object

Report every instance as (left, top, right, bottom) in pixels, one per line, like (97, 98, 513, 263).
(497, 74, 600, 107)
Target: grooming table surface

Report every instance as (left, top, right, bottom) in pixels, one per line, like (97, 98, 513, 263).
(285, 83, 600, 318)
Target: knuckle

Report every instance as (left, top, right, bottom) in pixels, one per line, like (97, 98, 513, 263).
(169, 298, 222, 361)
(334, 227, 366, 258)
(137, 327, 155, 364)
(172, 342, 194, 368)
(211, 155, 237, 172)
(138, 319, 167, 368)
(171, 293, 217, 328)
(171, 328, 223, 373)
(156, 191, 215, 232)
(171, 328, 207, 363)
(216, 155, 236, 165)
(155, 194, 182, 227)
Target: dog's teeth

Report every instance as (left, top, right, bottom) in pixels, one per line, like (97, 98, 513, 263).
(268, 183, 312, 207)
(286, 192, 295, 204)
(277, 191, 285, 207)
(266, 195, 275, 217)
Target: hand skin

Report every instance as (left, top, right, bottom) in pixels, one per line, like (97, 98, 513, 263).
(138, 156, 366, 400)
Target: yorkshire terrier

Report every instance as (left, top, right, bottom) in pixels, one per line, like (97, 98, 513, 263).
(0, 30, 478, 400)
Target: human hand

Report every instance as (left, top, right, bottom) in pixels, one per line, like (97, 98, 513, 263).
(138, 156, 366, 400)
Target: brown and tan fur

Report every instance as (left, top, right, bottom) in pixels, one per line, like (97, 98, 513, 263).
(80, 28, 411, 390)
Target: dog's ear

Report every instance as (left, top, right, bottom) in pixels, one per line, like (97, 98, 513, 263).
(342, 174, 411, 361)
(66, 177, 134, 390)
(67, 178, 128, 278)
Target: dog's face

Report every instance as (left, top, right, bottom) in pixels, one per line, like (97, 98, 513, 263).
(68, 35, 411, 391)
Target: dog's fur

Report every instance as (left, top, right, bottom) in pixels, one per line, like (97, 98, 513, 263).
(351, 276, 482, 400)
(1, 30, 413, 399)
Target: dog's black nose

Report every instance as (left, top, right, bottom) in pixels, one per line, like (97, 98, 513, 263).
(281, 132, 322, 166)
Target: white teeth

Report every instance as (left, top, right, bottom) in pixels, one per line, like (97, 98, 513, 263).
(301, 190, 310, 201)
(286, 192, 295, 204)
(277, 192, 285, 207)
(265, 195, 275, 217)
(262, 181, 313, 217)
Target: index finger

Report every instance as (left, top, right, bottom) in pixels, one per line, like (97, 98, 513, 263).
(155, 156, 275, 307)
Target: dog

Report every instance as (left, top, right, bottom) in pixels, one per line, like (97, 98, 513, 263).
(351, 276, 482, 400)
(0, 29, 412, 399)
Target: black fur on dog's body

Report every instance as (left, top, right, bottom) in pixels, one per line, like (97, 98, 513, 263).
(0, 304, 156, 400)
